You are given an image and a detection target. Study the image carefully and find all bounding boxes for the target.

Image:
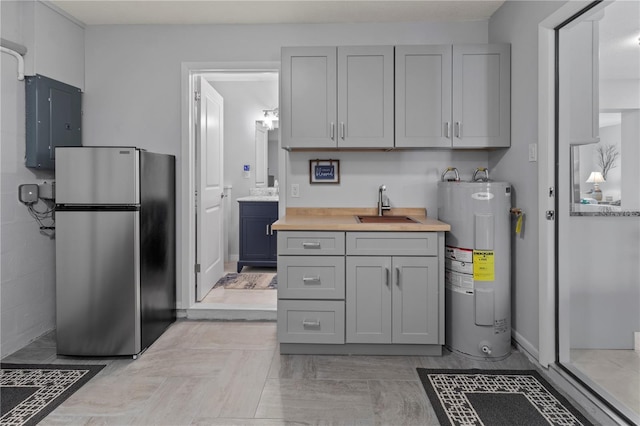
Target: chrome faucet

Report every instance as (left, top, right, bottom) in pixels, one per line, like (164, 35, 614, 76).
(378, 185, 391, 216)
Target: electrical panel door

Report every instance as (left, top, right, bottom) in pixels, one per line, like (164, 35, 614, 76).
(26, 74, 82, 169)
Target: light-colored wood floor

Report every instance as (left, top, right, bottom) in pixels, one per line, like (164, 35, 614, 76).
(4, 321, 550, 425)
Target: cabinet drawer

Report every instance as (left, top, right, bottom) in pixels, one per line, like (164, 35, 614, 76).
(277, 300, 345, 344)
(278, 231, 345, 255)
(239, 201, 278, 217)
(278, 256, 345, 300)
(346, 232, 437, 256)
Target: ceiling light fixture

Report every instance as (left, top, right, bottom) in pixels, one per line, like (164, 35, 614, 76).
(262, 108, 279, 130)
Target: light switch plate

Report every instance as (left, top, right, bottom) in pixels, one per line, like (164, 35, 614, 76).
(528, 144, 537, 162)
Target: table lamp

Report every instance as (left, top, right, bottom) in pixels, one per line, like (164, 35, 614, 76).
(586, 171, 605, 201)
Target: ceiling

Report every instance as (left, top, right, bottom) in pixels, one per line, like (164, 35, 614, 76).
(49, 0, 506, 26)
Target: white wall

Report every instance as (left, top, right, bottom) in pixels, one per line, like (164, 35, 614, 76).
(592, 125, 622, 201)
(83, 21, 489, 308)
(286, 150, 487, 211)
(488, 1, 566, 354)
(0, 1, 84, 357)
(207, 79, 278, 259)
(569, 213, 640, 349)
(621, 110, 640, 211)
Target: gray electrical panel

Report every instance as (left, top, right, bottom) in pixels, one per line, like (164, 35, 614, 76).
(26, 74, 82, 170)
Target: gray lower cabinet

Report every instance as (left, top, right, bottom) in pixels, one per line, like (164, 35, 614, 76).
(277, 231, 346, 345)
(277, 230, 444, 355)
(346, 255, 439, 344)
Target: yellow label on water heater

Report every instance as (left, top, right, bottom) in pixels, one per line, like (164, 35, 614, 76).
(473, 250, 495, 281)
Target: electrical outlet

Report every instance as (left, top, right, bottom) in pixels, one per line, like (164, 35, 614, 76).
(528, 143, 537, 162)
(291, 183, 300, 198)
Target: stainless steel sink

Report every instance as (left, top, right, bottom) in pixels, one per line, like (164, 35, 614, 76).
(355, 215, 419, 224)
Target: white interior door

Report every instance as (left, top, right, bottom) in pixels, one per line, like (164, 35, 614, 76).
(255, 122, 268, 187)
(196, 76, 224, 301)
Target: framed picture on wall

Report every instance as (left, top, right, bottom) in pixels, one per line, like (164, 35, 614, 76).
(309, 159, 340, 184)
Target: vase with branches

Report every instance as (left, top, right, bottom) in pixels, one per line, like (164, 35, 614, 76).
(595, 144, 619, 180)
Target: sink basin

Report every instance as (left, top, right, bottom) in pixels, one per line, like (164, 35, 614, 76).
(355, 215, 419, 224)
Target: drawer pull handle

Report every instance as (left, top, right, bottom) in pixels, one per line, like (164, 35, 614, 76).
(303, 319, 321, 329)
(303, 276, 321, 284)
(302, 242, 321, 249)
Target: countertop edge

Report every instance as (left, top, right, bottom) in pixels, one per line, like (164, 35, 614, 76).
(272, 214, 450, 232)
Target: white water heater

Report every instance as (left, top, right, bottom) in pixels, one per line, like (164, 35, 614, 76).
(437, 168, 512, 360)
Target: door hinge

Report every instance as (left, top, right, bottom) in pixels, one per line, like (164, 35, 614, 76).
(549, 187, 555, 197)
(194, 91, 201, 101)
(195, 263, 201, 273)
(546, 210, 555, 220)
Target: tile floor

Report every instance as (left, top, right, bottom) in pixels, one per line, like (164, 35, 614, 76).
(3, 320, 564, 425)
(571, 349, 640, 417)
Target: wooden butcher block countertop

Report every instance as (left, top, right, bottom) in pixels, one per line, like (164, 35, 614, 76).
(271, 208, 451, 232)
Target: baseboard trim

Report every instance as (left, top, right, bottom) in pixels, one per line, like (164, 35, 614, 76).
(512, 329, 540, 361)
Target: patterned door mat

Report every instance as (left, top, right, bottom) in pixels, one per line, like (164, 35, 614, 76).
(1, 363, 104, 426)
(213, 272, 277, 290)
(417, 369, 593, 425)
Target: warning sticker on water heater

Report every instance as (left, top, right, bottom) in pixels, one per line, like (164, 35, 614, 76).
(473, 250, 495, 281)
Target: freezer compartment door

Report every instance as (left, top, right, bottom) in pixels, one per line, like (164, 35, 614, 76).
(56, 210, 141, 356)
(55, 147, 140, 205)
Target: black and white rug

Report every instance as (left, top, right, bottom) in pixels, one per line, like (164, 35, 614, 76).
(1, 363, 104, 426)
(417, 369, 593, 426)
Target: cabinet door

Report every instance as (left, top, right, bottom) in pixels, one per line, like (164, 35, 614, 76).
(338, 46, 394, 148)
(240, 215, 273, 260)
(564, 20, 599, 144)
(391, 257, 439, 344)
(395, 45, 452, 148)
(452, 44, 510, 148)
(281, 47, 337, 149)
(346, 256, 392, 343)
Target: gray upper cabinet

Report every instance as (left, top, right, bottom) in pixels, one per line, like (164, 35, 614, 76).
(337, 46, 395, 148)
(395, 45, 453, 148)
(565, 20, 599, 144)
(281, 46, 394, 149)
(283, 44, 510, 150)
(281, 47, 338, 149)
(452, 44, 511, 148)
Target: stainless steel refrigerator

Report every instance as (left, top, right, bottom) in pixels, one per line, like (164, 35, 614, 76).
(55, 147, 176, 357)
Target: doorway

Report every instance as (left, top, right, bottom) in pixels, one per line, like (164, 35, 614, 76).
(555, 1, 640, 423)
(181, 62, 281, 319)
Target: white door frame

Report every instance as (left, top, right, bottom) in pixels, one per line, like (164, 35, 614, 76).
(180, 61, 281, 308)
(536, 0, 602, 367)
